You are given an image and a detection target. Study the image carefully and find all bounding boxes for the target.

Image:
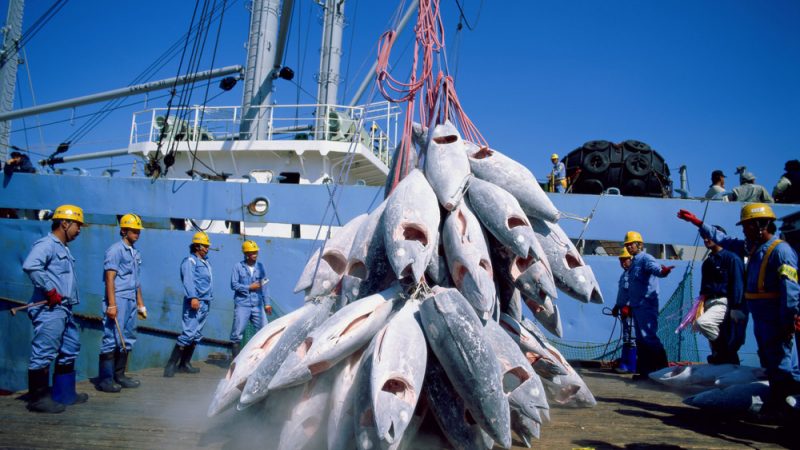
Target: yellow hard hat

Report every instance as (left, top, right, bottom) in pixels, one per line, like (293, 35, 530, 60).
(120, 213, 143, 230)
(192, 232, 211, 246)
(619, 248, 632, 259)
(624, 231, 643, 245)
(242, 240, 259, 253)
(551, 153, 559, 160)
(52, 204, 84, 224)
(736, 203, 776, 225)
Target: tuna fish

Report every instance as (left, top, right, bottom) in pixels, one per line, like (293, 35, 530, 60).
(498, 313, 566, 381)
(269, 284, 403, 390)
(442, 203, 496, 319)
(238, 295, 336, 407)
(510, 407, 540, 448)
(383, 169, 441, 282)
(275, 370, 336, 450)
(419, 287, 511, 448)
(294, 213, 370, 299)
(425, 231, 452, 287)
(342, 201, 392, 306)
(464, 141, 560, 223)
(483, 319, 549, 424)
(648, 363, 765, 389)
(423, 121, 472, 211)
(530, 217, 603, 304)
(682, 381, 770, 413)
(352, 337, 381, 450)
(425, 356, 495, 450)
(208, 305, 306, 417)
(497, 280, 523, 323)
(522, 294, 563, 338)
(327, 348, 367, 450)
(489, 235, 558, 305)
(384, 142, 418, 198)
(467, 178, 545, 261)
(369, 301, 427, 448)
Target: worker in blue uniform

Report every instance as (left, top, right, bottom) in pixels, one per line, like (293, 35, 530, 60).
(549, 153, 567, 193)
(229, 240, 272, 359)
(96, 214, 148, 393)
(694, 225, 746, 365)
(22, 204, 89, 413)
(612, 248, 636, 374)
(164, 231, 213, 377)
(621, 230, 674, 380)
(679, 204, 800, 417)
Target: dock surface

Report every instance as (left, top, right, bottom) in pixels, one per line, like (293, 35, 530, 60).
(0, 362, 792, 449)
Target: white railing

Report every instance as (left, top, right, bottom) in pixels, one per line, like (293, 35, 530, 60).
(130, 102, 401, 165)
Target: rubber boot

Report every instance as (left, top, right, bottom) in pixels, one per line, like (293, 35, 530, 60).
(231, 342, 241, 360)
(97, 352, 122, 392)
(615, 344, 637, 374)
(177, 343, 200, 374)
(163, 344, 183, 378)
(114, 350, 140, 388)
(27, 368, 65, 414)
(52, 362, 89, 405)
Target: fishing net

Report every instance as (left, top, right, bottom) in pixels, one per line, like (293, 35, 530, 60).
(550, 270, 700, 363)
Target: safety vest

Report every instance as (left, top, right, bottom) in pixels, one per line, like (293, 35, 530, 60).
(744, 239, 782, 300)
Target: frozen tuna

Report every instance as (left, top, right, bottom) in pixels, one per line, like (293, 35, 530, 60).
(423, 120, 472, 210)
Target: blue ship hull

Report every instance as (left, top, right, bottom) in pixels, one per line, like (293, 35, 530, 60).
(1, 172, 798, 392)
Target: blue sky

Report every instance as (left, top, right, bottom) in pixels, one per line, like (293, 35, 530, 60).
(4, 0, 799, 196)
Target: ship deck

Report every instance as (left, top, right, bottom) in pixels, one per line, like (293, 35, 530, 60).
(0, 362, 792, 449)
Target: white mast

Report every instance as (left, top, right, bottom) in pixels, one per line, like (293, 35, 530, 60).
(0, 0, 24, 160)
(315, 0, 345, 139)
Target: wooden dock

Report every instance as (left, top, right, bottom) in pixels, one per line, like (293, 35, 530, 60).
(0, 362, 792, 449)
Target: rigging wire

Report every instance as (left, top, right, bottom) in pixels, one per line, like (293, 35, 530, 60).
(0, 0, 69, 70)
(340, 0, 359, 102)
(451, 0, 483, 31)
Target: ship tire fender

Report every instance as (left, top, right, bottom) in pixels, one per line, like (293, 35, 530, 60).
(582, 151, 610, 174)
(624, 153, 651, 177)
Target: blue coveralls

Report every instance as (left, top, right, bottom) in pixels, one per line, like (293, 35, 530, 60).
(615, 270, 633, 344)
(699, 248, 746, 364)
(177, 254, 213, 347)
(22, 233, 81, 370)
(701, 224, 800, 399)
(100, 240, 141, 353)
(627, 251, 669, 372)
(229, 260, 269, 343)
(551, 161, 566, 193)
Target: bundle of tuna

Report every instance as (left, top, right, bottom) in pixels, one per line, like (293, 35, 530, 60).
(207, 121, 604, 449)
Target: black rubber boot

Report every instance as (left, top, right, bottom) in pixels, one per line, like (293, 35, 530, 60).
(114, 350, 140, 388)
(27, 368, 65, 414)
(97, 352, 122, 393)
(52, 362, 89, 404)
(231, 342, 241, 360)
(163, 344, 183, 378)
(177, 343, 200, 374)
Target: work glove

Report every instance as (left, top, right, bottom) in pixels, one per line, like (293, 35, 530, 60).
(190, 298, 200, 311)
(106, 304, 118, 320)
(45, 288, 62, 307)
(265, 304, 273, 316)
(137, 306, 147, 320)
(660, 265, 675, 276)
(249, 281, 262, 291)
(795, 314, 800, 332)
(677, 209, 703, 227)
(621, 305, 632, 318)
(611, 305, 620, 317)
(730, 309, 747, 323)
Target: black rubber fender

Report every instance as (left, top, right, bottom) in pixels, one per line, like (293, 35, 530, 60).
(583, 140, 612, 151)
(577, 178, 604, 194)
(624, 153, 651, 177)
(622, 139, 652, 153)
(582, 151, 610, 174)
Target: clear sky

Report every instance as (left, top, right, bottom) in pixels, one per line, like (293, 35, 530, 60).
(3, 0, 799, 197)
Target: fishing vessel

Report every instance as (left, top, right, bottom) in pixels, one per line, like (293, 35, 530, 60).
(1, 0, 798, 403)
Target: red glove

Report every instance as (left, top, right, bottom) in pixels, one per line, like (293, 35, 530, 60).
(660, 265, 675, 276)
(265, 305, 273, 316)
(795, 314, 800, 332)
(677, 209, 703, 227)
(621, 305, 631, 318)
(45, 288, 62, 307)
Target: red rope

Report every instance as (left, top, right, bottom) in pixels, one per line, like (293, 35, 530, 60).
(376, 0, 485, 194)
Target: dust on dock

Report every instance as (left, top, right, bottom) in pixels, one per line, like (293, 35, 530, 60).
(0, 362, 792, 449)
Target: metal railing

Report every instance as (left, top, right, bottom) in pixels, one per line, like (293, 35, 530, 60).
(130, 102, 401, 164)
